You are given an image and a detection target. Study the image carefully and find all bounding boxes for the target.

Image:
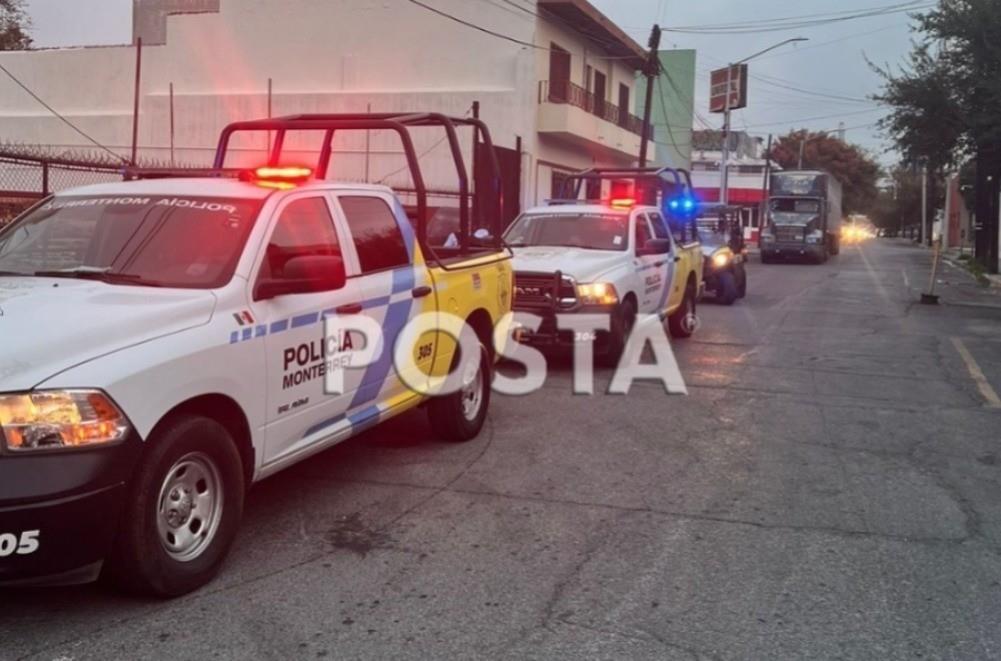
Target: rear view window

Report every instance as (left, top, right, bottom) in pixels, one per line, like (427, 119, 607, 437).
(339, 196, 410, 273)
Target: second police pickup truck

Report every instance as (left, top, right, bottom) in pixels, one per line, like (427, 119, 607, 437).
(0, 113, 513, 595)
(504, 168, 704, 363)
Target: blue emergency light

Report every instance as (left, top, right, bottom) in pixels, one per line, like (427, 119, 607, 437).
(665, 195, 698, 220)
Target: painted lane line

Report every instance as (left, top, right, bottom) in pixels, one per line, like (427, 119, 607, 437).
(951, 336, 1001, 409)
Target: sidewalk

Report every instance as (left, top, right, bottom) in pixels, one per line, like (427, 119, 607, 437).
(941, 245, 1001, 289)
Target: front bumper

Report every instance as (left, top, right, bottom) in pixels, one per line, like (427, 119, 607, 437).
(0, 432, 142, 587)
(512, 305, 617, 349)
(761, 242, 825, 259)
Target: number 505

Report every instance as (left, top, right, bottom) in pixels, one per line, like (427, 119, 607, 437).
(0, 530, 40, 557)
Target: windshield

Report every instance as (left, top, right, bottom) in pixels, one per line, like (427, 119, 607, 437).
(504, 212, 628, 251)
(0, 195, 263, 288)
(770, 198, 821, 226)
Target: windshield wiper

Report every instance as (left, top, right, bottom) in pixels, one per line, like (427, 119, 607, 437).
(33, 267, 163, 287)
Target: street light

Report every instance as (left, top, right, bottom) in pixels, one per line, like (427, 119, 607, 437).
(720, 37, 808, 205)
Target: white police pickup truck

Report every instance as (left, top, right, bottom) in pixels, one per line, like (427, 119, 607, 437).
(0, 113, 513, 595)
(505, 191, 703, 363)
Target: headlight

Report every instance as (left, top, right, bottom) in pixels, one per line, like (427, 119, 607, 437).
(0, 390, 130, 452)
(712, 252, 731, 268)
(576, 282, 619, 306)
(760, 230, 774, 242)
(805, 230, 824, 244)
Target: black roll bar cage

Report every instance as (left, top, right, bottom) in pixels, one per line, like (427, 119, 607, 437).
(212, 113, 504, 265)
(127, 112, 506, 269)
(557, 166, 695, 202)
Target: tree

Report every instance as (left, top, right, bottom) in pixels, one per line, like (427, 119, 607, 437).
(767, 130, 882, 216)
(0, 0, 31, 50)
(869, 168, 924, 235)
(872, 0, 1001, 270)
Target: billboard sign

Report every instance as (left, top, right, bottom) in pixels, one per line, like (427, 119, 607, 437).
(709, 64, 748, 113)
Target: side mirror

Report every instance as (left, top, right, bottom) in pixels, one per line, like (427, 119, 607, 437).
(255, 255, 346, 301)
(639, 238, 672, 256)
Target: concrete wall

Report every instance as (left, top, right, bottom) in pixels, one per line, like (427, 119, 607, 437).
(636, 49, 695, 171)
(0, 0, 646, 207)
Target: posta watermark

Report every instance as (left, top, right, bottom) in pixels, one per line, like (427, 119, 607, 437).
(322, 311, 688, 397)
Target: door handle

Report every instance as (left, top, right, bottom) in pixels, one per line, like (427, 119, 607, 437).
(412, 286, 433, 298)
(336, 303, 363, 314)
(654, 260, 666, 267)
(673, 256, 682, 263)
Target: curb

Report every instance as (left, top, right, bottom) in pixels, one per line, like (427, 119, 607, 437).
(940, 254, 1001, 289)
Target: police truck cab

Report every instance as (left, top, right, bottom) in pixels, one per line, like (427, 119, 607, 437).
(505, 168, 703, 362)
(0, 113, 513, 595)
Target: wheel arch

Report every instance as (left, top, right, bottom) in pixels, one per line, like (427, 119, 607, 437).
(152, 394, 255, 487)
(465, 308, 494, 358)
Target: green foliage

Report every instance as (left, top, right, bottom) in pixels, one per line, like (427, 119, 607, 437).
(0, 0, 32, 51)
(869, 168, 925, 230)
(767, 130, 882, 215)
(870, 44, 964, 173)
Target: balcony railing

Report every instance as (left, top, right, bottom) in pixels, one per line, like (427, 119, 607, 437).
(539, 80, 650, 138)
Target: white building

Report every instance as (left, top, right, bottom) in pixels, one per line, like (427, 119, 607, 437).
(0, 0, 654, 219)
(690, 130, 779, 238)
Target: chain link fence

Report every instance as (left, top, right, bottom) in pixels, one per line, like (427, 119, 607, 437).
(0, 149, 127, 227)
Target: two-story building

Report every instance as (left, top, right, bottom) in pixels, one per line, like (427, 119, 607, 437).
(0, 0, 660, 224)
(690, 130, 780, 242)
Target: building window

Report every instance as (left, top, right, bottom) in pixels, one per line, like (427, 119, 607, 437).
(549, 43, 571, 102)
(618, 83, 630, 127)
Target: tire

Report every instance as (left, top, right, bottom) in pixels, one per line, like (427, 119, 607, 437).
(736, 264, 747, 298)
(601, 298, 637, 367)
(106, 415, 245, 597)
(668, 281, 698, 339)
(428, 342, 492, 443)
(761, 252, 773, 264)
(830, 234, 841, 255)
(717, 271, 738, 306)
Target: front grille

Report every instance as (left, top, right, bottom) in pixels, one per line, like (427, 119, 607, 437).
(513, 272, 576, 310)
(775, 227, 803, 243)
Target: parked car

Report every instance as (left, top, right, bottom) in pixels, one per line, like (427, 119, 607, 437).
(0, 113, 513, 596)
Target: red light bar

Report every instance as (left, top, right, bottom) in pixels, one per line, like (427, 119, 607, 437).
(255, 166, 313, 179)
(244, 165, 313, 190)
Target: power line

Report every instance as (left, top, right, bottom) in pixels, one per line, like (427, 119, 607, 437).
(751, 24, 901, 62)
(655, 76, 688, 158)
(742, 108, 884, 129)
(0, 61, 128, 163)
(656, 2, 934, 34)
(407, 0, 543, 50)
(658, 1, 926, 31)
(410, 0, 639, 61)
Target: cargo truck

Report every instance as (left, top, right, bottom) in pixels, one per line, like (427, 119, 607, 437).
(761, 170, 843, 263)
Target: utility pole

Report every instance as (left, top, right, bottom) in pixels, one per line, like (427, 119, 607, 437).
(720, 64, 733, 205)
(130, 37, 143, 166)
(637, 24, 661, 168)
(921, 163, 928, 246)
(798, 136, 805, 169)
(761, 133, 772, 231)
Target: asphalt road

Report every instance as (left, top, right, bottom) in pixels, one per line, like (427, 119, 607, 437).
(4, 239, 1001, 661)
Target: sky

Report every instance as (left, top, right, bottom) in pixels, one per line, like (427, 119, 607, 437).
(22, 0, 921, 166)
